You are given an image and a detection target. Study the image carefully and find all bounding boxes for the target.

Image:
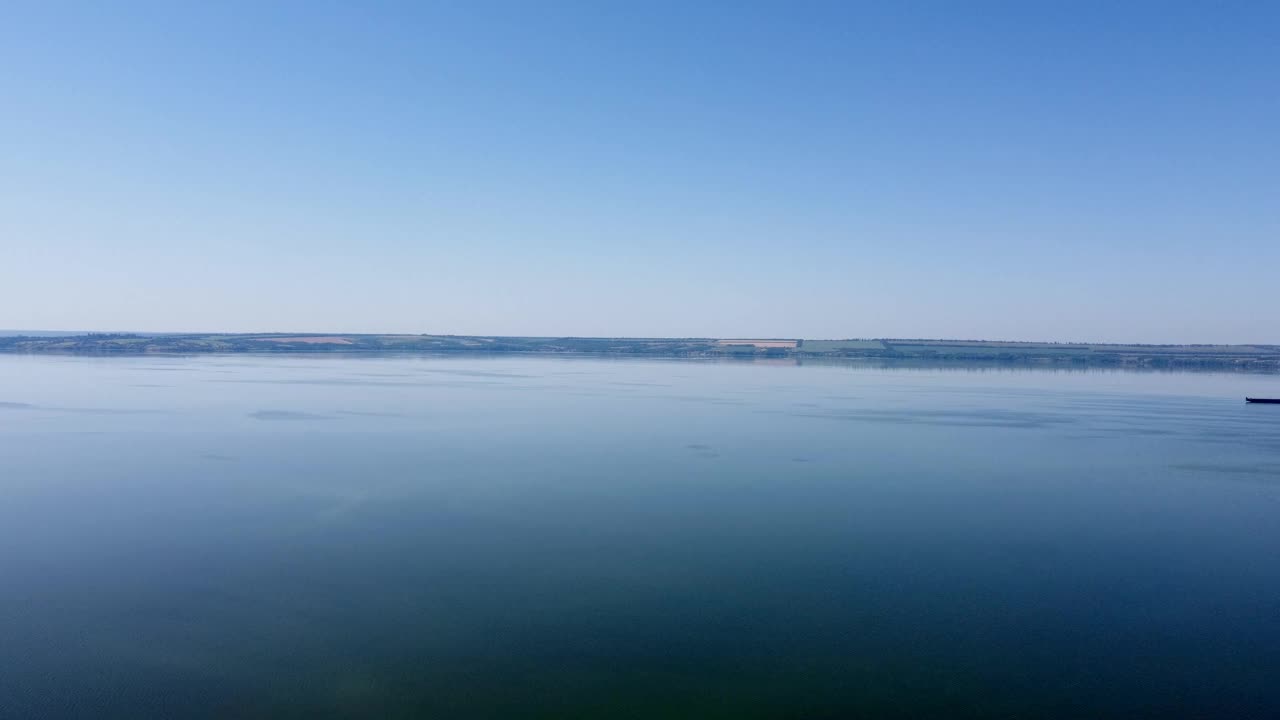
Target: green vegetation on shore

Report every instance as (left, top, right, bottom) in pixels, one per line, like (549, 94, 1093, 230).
(2, 333, 1278, 370)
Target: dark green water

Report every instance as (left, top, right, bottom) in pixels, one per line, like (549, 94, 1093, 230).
(2, 355, 1280, 718)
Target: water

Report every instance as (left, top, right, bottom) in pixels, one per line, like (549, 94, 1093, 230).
(2, 354, 1280, 718)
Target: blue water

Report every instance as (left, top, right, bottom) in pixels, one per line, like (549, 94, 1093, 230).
(2, 355, 1280, 718)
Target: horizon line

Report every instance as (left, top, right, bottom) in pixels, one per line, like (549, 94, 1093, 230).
(1, 330, 1275, 348)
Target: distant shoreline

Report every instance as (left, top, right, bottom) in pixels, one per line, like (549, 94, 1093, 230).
(2, 333, 1278, 371)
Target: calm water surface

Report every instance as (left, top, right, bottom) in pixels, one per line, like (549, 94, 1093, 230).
(2, 355, 1280, 718)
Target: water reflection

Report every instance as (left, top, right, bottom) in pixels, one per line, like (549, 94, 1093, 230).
(1, 354, 1279, 718)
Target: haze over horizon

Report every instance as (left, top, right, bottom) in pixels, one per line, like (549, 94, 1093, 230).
(3, 2, 1277, 343)
(4, 328, 1280, 348)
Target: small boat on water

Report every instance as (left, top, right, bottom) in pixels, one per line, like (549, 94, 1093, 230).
(1245, 397, 1280, 404)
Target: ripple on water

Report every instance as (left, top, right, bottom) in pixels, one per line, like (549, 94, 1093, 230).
(249, 410, 333, 421)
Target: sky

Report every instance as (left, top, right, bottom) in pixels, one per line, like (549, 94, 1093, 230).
(2, 1, 1277, 343)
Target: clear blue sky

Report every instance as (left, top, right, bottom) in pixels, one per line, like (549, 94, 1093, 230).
(2, 2, 1276, 342)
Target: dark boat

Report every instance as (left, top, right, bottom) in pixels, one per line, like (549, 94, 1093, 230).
(1245, 397, 1280, 404)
